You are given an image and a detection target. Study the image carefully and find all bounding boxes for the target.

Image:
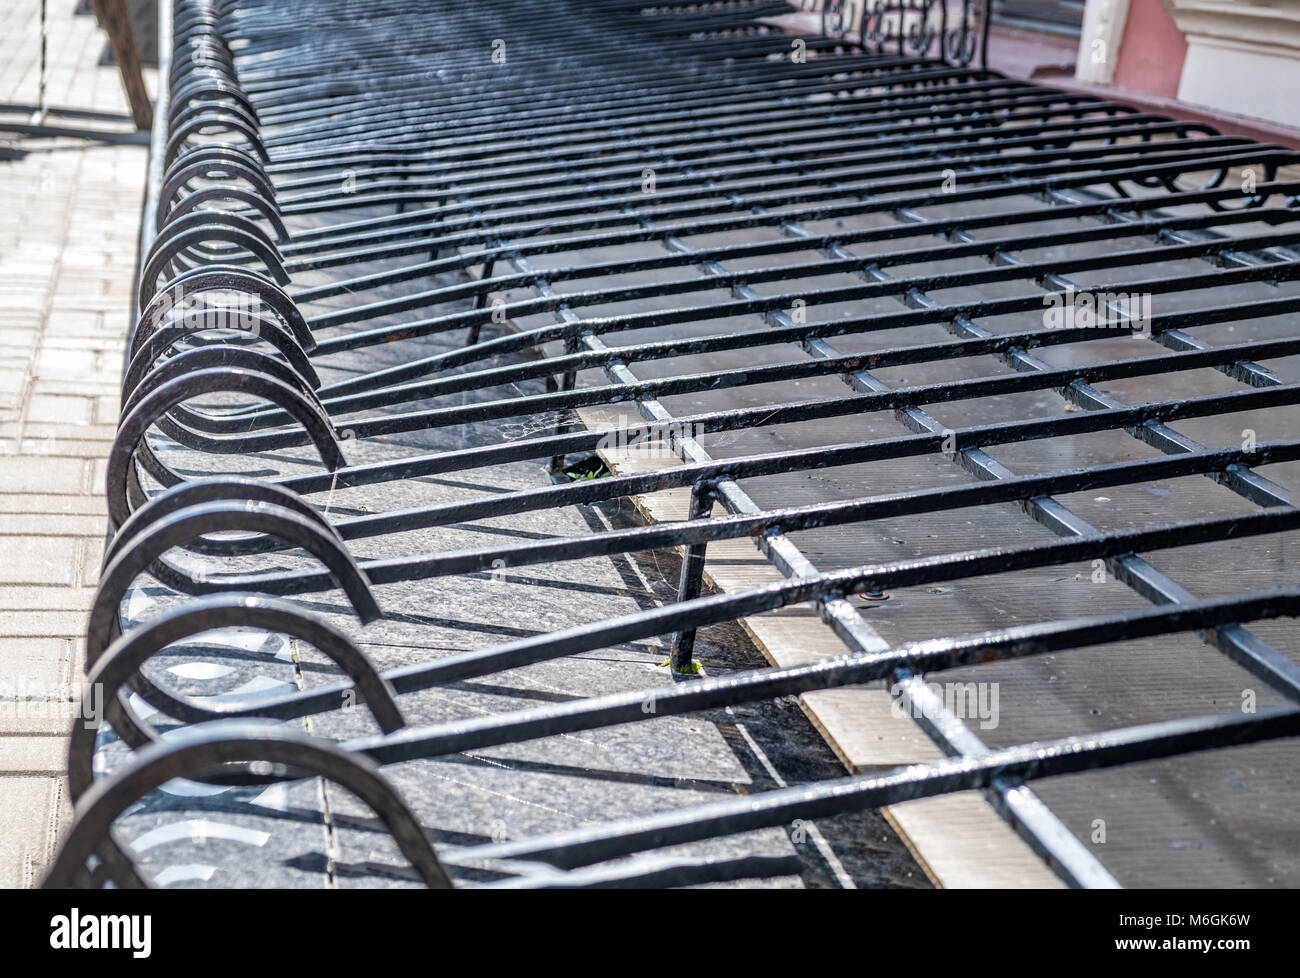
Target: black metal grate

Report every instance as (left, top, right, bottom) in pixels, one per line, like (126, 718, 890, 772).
(49, 0, 1300, 889)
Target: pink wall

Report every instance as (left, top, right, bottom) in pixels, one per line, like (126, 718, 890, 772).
(1113, 0, 1188, 98)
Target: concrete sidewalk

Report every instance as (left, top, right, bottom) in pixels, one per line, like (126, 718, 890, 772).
(0, 0, 154, 888)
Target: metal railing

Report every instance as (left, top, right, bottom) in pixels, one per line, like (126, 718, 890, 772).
(47, 0, 1300, 889)
(799, 0, 990, 67)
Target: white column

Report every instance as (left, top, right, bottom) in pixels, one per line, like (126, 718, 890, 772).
(1169, 0, 1300, 126)
(1077, 0, 1133, 83)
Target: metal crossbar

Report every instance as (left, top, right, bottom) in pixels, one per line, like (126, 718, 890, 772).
(50, 0, 1300, 889)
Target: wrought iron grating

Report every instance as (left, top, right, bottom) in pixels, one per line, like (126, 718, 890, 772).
(47, 0, 1300, 889)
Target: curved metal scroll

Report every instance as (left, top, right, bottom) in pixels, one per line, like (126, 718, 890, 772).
(70, 595, 405, 796)
(87, 497, 381, 661)
(47, 720, 451, 889)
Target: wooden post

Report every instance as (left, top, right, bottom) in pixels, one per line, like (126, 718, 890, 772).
(91, 0, 153, 130)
